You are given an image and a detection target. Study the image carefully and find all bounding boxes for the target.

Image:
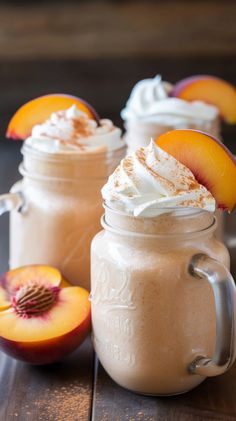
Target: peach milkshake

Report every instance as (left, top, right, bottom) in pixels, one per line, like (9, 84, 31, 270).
(121, 75, 221, 154)
(4, 95, 125, 289)
(122, 75, 236, 240)
(91, 131, 236, 395)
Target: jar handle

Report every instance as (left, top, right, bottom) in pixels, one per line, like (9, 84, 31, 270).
(0, 192, 25, 216)
(188, 253, 236, 377)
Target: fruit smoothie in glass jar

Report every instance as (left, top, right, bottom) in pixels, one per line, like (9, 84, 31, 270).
(1, 95, 125, 290)
(121, 75, 222, 153)
(121, 75, 236, 240)
(91, 131, 236, 396)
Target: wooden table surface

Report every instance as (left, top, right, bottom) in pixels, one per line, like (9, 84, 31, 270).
(0, 1, 236, 418)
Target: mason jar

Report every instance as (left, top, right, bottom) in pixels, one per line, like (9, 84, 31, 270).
(91, 204, 236, 395)
(0, 143, 125, 290)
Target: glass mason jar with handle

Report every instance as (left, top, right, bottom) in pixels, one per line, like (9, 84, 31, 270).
(0, 143, 125, 290)
(91, 204, 236, 396)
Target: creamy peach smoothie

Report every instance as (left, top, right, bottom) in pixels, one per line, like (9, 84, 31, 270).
(121, 75, 224, 239)
(121, 75, 221, 153)
(10, 105, 125, 289)
(91, 141, 233, 395)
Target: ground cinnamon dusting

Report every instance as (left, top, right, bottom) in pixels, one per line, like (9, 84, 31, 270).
(15, 380, 91, 421)
(135, 149, 176, 192)
(188, 180, 199, 190)
(123, 156, 134, 175)
(181, 200, 204, 208)
(72, 119, 94, 138)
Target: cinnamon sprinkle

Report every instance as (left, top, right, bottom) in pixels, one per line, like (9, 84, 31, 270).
(72, 119, 94, 139)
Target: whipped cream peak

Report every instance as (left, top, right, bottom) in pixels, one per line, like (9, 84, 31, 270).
(121, 75, 219, 124)
(102, 140, 215, 216)
(26, 105, 123, 153)
(64, 104, 86, 119)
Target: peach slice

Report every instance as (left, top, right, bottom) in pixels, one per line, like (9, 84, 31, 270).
(0, 266, 91, 364)
(6, 94, 99, 140)
(171, 76, 236, 124)
(156, 130, 236, 212)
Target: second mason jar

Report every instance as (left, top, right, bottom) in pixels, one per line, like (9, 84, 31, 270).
(2, 142, 125, 290)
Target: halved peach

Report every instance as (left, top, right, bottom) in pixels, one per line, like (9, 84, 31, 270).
(0, 266, 91, 364)
(6, 94, 99, 140)
(171, 76, 236, 124)
(156, 130, 236, 212)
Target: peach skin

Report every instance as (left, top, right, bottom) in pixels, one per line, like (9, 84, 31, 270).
(6, 94, 99, 140)
(156, 129, 236, 212)
(171, 76, 236, 124)
(0, 265, 91, 364)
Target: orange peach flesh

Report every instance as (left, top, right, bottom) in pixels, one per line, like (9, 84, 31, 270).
(0, 287, 90, 342)
(60, 277, 72, 288)
(0, 265, 61, 294)
(6, 94, 97, 140)
(0, 287, 10, 310)
(156, 130, 236, 212)
(0, 312, 91, 364)
(177, 79, 236, 124)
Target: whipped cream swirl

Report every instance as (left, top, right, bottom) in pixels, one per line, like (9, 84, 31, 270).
(102, 140, 215, 217)
(26, 105, 123, 153)
(121, 75, 219, 125)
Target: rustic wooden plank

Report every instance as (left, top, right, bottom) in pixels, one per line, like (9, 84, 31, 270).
(92, 360, 236, 421)
(0, 339, 94, 421)
(0, 1, 235, 59)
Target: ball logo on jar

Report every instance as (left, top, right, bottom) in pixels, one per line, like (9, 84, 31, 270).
(90, 260, 136, 311)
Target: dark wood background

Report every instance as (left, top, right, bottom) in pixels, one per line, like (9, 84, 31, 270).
(0, 0, 236, 149)
(0, 1, 235, 420)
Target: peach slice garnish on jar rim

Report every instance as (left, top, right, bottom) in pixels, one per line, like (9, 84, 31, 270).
(156, 129, 236, 212)
(6, 93, 99, 140)
(171, 75, 236, 124)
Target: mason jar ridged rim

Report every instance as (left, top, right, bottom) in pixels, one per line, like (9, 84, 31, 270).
(102, 203, 217, 239)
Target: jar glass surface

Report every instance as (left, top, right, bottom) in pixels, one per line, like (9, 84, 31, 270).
(9, 144, 125, 290)
(124, 117, 221, 153)
(91, 206, 230, 395)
